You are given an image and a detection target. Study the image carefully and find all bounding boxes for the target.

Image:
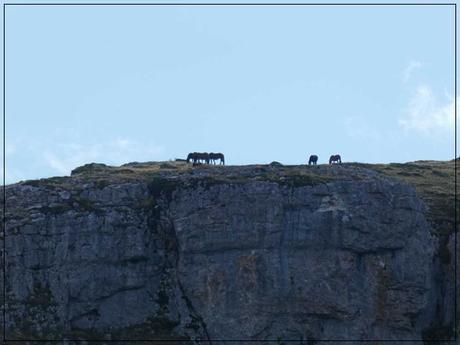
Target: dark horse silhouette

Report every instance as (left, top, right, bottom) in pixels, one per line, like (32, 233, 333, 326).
(308, 155, 318, 165)
(187, 152, 210, 164)
(329, 154, 342, 164)
(186, 152, 196, 163)
(209, 152, 225, 165)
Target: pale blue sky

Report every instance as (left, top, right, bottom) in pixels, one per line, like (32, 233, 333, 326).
(3, 2, 457, 184)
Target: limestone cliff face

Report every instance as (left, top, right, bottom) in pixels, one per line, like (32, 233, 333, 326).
(2, 162, 455, 344)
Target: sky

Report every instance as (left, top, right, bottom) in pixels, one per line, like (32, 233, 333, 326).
(3, 2, 457, 184)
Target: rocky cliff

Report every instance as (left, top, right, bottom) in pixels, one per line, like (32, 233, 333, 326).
(1, 161, 458, 344)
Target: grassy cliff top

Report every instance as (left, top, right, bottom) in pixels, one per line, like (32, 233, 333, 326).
(349, 160, 457, 237)
(15, 159, 458, 237)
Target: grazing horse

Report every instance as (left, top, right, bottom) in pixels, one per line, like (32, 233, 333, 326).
(196, 152, 210, 164)
(187, 152, 209, 164)
(209, 152, 225, 165)
(329, 154, 342, 164)
(187, 152, 198, 163)
(308, 155, 318, 165)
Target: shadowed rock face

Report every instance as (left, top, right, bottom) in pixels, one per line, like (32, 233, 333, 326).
(1, 163, 449, 343)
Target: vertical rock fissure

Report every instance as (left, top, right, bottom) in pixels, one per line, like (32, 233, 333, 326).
(150, 184, 213, 345)
(169, 217, 213, 345)
(279, 208, 289, 294)
(279, 187, 296, 295)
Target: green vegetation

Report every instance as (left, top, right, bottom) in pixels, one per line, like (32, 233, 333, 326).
(23, 176, 74, 190)
(22, 179, 41, 187)
(136, 195, 156, 211)
(160, 162, 179, 170)
(9, 281, 63, 340)
(349, 161, 456, 237)
(74, 197, 94, 211)
(39, 203, 74, 215)
(256, 170, 335, 187)
(94, 179, 111, 189)
(13, 294, 190, 343)
(71, 163, 112, 176)
(104, 275, 188, 342)
(38, 196, 100, 216)
(148, 176, 178, 201)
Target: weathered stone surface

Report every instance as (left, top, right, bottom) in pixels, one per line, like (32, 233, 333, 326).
(1, 163, 451, 344)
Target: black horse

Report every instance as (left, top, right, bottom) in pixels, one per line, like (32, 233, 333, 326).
(187, 152, 210, 164)
(308, 155, 318, 165)
(186, 152, 197, 163)
(329, 154, 342, 164)
(209, 152, 225, 165)
(197, 152, 210, 164)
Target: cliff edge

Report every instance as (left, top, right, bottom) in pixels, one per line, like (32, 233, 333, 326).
(2, 161, 457, 344)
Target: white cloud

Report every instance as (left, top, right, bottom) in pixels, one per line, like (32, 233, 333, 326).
(402, 60, 422, 83)
(41, 138, 165, 177)
(43, 151, 70, 174)
(4, 130, 167, 184)
(399, 85, 456, 135)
